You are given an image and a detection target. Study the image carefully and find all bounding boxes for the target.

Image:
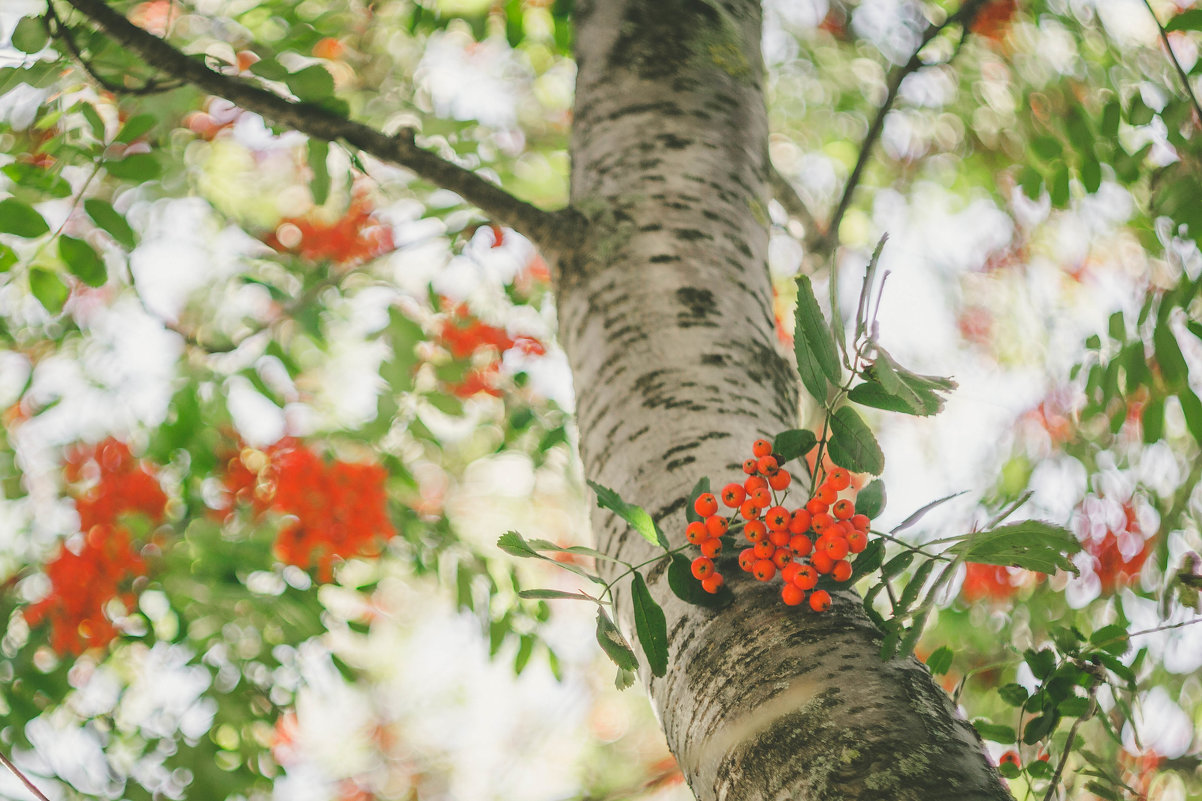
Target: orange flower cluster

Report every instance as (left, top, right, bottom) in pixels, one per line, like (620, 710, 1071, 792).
(222, 439, 395, 580)
(25, 439, 166, 655)
(265, 196, 396, 266)
(960, 563, 1042, 603)
(435, 303, 545, 398)
(1079, 498, 1152, 593)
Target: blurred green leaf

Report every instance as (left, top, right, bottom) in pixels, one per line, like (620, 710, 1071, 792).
(84, 198, 136, 248)
(0, 198, 50, 237)
(29, 267, 69, 312)
(59, 235, 106, 287)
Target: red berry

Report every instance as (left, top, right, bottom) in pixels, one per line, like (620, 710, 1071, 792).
(745, 475, 768, 493)
(752, 439, 773, 458)
(691, 557, 715, 580)
(686, 521, 708, 545)
(781, 562, 803, 584)
(792, 563, 818, 590)
(999, 751, 1021, 768)
(753, 540, 776, 559)
(752, 559, 776, 581)
(846, 529, 868, 553)
(757, 455, 779, 475)
(705, 515, 728, 538)
(781, 583, 804, 606)
(739, 500, 761, 521)
(811, 512, 834, 535)
(700, 538, 723, 558)
(809, 589, 832, 611)
(827, 468, 851, 490)
(817, 534, 849, 561)
(811, 551, 834, 574)
(743, 458, 758, 475)
(751, 487, 773, 507)
(768, 470, 791, 491)
(815, 485, 838, 505)
(851, 513, 870, 532)
(695, 492, 718, 517)
(789, 509, 812, 534)
(772, 549, 793, 569)
(765, 506, 791, 531)
(744, 520, 768, 543)
(806, 497, 828, 515)
(832, 499, 855, 520)
(738, 547, 756, 572)
(831, 559, 852, 582)
(789, 533, 813, 556)
(768, 529, 791, 547)
(701, 573, 725, 594)
(722, 483, 746, 507)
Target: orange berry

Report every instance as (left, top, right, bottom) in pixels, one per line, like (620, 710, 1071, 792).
(792, 563, 818, 590)
(768, 529, 791, 547)
(789, 533, 813, 556)
(815, 484, 838, 505)
(772, 549, 793, 569)
(789, 509, 812, 534)
(757, 455, 779, 475)
(846, 529, 868, 553)
(811, 512, 835, 534)
(701, 573, 725, 594)
(722, 483, 746, 507)
(806, 497, 828, 515)
(851, 513, 870, 532)
(753, 540, 776, 559)
(695, 492, 718, 517)
(809, 589, 832, 611)
(752, 439, 773, 458)
(831, 559, 852, 582)
(817, 534, 849, 561)
(691, 557, 715, 580)
(744, 520, 768, 543)
(768, 470, 792, 491)
(700, 538, 723, 558)
(765, 506, 791, 531)
(827, 467, 851, 490)
(686, 521, 708, 545)
(781, 583, 804, 606)
(752, 559, 776, 581)
(781, 562, 803, 584)
(832, 499, 855, 520)
(811, 551, 834, 574)
(751, 487, 773, 507)
(745, 475, 768, 493)
(738, 547, 756, 572)
(742, 458, 758, 475)
(740, 500, 762, 521)
(705, 515, 728, 538)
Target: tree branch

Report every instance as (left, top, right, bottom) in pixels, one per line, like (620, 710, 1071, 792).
(813, 0, 989, 258)
(56, 0, 583, 257)
(0, 748, 52, 801)
(44, 1, 183, 95)
(1138, 0, 1202, 126)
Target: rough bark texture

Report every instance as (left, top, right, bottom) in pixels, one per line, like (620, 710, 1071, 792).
(555, 2, 1013, 799)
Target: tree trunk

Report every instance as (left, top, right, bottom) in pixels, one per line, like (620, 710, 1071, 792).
(555, 2, 1012, 799)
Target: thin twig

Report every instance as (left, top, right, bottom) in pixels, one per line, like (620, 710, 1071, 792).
(55, 0, 581, 257)
(814, 0, 989, 257)
(1138, 0, 1202, 125)
(0, 749, 52, 801)
(44, 1, 183, 95)
(1041, 667, 1103, 801)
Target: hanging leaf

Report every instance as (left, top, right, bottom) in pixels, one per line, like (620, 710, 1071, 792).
(973, 720, 1018, 743)
(0, 198, 50, 237)
(1153, 320, 1188, 389)
(826, 406, 884, 475)
(951, 521, 1081, 575)
(667, 553, 733, 608)
(998, 683, 1029, 706)
(29, 267, 69, 313)
(84, 198, 136, 248)
(1178, 390, 1202, 447)
(595, 608, 638, 671)
(1165, 7, 1202, 31)
(496, 531, 607, 585)
(11, 16, 49, 53)
(287, 65, 335, 102)
(306, 138, 331, 205)
(59, 236, 107, 287)
(517, 589, 597, 602)
(857, 478, 886, 518)
(588, 480, 669, 549)
(925, 646, 953, 675)
(116, 114, 157, 143)
(849, 538, 884, 582)
(105, 153, 161, 181)
(773, 428, 817, 463)
(794, 275, 841, 402)
(631, 572, 668, 677)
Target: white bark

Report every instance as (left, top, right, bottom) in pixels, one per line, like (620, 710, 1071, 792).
(555, 2, 1013, 799)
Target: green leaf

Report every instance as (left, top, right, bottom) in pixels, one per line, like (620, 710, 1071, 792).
(1084, 781, 1124, 801)
(951, 521, 1081, 575)
(1031, 135, 1061, 161)
(287, 65, 335, 102)
(925, 646, 953, 675)
(105, 153, 161, 181)
(849, 538, 884, 582)
(857, 478, 886, 518)
(998, 683, 1029, 706)
(595, 608, 638, 671)
(1024, 648, 1056, 679)
(525, 539, 621, 563)
(614, 667, 636, 690)
(116, 114, 156, 143)
(0, 244, 16, 272)
(631, 572, 668, 677)
(848, 376, 942, 416)
(998, 762, 1021, 780)
(1081, 157, 1102, 194)
(79, 102, 107, 141)
(1090, 624, 1129, 656)
(29, 267, 69, 313)
(1, 162, 71, 198)
(1178, 390, 1202, 447)
(1050, 164, 1070, 208)
(59, 236, 106, 287)
(307, 138, 331, 205)
(498, 530, 540, 559)
(667, 553, 733, 608)
(1153, 320, 1188, 389)
(826, 406, 884, 475)
(0, 198, 50, 237)
(84, 198, 136, 248)
(1101, 100, 1121, 139)
(882, 551, 914, 580)
(1019, 165, 1042, 199)
(1128, 93, 1154, 126)
(588, 480, 668, 549)
(514, 634, 535, 674)
(793, 275, 841, 401)
(1057, 696, 1090, 716)
(1023, 713, 1057, 744)
(1025, 758, 1053, 779)
(897, 558, 936, 613)
(773, 428, 817, 463)
(973, 720, 1016, 743)
(1165, 7, 1202, 31)
(517, 589, 596, 602)
(11, 16, 49, 53)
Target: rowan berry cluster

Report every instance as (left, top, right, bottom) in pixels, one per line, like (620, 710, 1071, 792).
(688, 439, 871, 611)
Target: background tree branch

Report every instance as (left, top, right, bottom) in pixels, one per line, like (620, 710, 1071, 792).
(56, 0, 583, 258)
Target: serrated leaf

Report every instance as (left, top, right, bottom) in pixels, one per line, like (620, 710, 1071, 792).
(1057, 696, 1090, 716)
(29, 267, 68, 313)
(1084, 781, 1124, 801)
(83, 198, 136, 248)
(1025, 758, 1053, 779)
(882, 551, 914, 580)
(826, 406, 884, 475)
(498, 531, 540, 558)
(631, 572, 668, 677)
(974, 720, 1016, 743)
(0, 198, 50, 237)
(667, 553, 733, 609)
(897, 558, 936, 613)
(998, 683, 1029, 706)
(794, 275, 841, 401)
(952, 521, 1081, 575)
(517, 589, 596, 602)
(1024, 648, 1056, 679)
(614, 667, 636, 690)
(857, 479, 885, 519)
(925, 645, 953, 675)
(1089, 624, 1129, 655)
(898, 609, 929, 656)
(848, 379, 941, 416)
(893, 491, 967, 534)
(307, 138, 331, 205)
(595, 608, 638, 671)
(588, 480, 668, 549)
(1023, 713, 1057, 744)
(849, 538, 884, 582)
(773, 428, 817, 463)
(59, 236, 106, 287)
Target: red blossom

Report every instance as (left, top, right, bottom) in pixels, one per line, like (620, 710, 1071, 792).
(1076, 497, 1153, 593)
(432, 303, 546, 397)
(265, 196, 396, 267)
(961, 563, 1042, 603)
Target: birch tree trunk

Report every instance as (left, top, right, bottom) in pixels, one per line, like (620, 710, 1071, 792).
(555, 2, 1013, 799)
